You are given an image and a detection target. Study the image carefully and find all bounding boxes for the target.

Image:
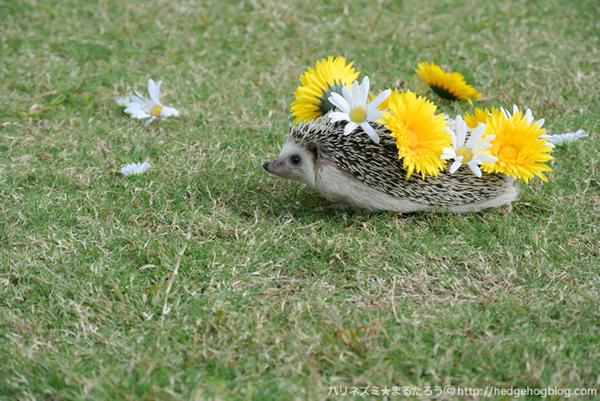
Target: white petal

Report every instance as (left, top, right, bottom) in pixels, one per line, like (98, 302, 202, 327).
(161, 106, 179, 118)
(343, 122, 358, 136)
(329, 92, 350, 113)
(328, 111, 349, 123)
(449, 159, 463, 174)
(360, 123, 380, 144)
(131, 93, 148, 105)
(366, 108, 383, 121)
(524, 108, 533, 124)
(467, 162, 482, 177)
(471, 142, 492, 153)
(548, 130, 588, 145)
(369, 89, 391, 110)
(447, 130, 458, 148)
(512, 104, 519, 114)
(133, 91, 154, 111)
(351, 80, 360, 108)
(121, 161, 150, 176)
(156, 80, 162, 99)
(455, 116, 467, 147)
(115, 96, 131, 107)
(359, 76, 370, 105)
(148, 79, 161, 104)
(536, 118, 545, 128)
(124, 103, 150, 119)
(479, 134, 495, 143)
(470, 135, 494, 152)
(466, 123, 486, 147)
(342, 85, 353, 104)
(124, 102, 143, 112)
(474, 153, 498, 163)
(147, 79, 156, 100)
(441, 147, 456, 160)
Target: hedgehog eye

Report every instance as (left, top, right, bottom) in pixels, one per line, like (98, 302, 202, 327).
(290, 154, 301, 165)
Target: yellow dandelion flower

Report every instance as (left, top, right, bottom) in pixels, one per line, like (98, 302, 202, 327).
(481, 111, 553, 183)
(290, 56, 359, 124)
(416, 62, 482, 103)
(383, 90, 451, 179)
(463, 107, 503, 129)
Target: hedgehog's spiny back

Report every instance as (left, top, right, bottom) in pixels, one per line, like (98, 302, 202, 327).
(288, 117, 513, 207)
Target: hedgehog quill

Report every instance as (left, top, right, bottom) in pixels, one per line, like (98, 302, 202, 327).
(264, 116, 518, 213)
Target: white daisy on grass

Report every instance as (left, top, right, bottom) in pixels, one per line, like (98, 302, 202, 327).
(120, 161, 151, 176)
(546, 129, 588, 146)
(327, 76, 391, 144)
(441, 116, 497, 177)
(123, 79, 179, 125)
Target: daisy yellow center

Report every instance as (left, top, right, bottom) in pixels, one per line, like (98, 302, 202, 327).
(150, 104, 162, 117)
(499, 145, 518, 160)
(456, 147, 473, 163)
(350, 107, 367, 123)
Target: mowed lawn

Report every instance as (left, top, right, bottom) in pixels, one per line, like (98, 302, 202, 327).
(1, 0, 599, 400)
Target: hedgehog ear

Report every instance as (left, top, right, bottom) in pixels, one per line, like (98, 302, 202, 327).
(307, 141, 320, 161)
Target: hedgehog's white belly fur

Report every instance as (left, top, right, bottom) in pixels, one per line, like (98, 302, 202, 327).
(313, 160, 519, 213)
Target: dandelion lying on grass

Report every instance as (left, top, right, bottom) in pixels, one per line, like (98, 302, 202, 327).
(416, 62, 481, 103)
(120, 161, 151, 176)
(120, 79, 179, 125)
(328, 76, 391, 144)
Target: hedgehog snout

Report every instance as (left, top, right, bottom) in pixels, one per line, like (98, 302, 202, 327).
(263, 156, 297, 181)
(263, 157, 285, 177)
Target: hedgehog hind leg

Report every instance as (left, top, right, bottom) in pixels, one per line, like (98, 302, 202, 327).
(448, 179, 519, 213)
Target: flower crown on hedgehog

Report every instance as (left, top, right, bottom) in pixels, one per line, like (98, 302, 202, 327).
(289, 56, 561, 183)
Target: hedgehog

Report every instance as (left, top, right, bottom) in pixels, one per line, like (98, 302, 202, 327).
(263, 117, 519, 213)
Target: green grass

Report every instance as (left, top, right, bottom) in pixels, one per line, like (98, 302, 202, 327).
(1, 0, 599, 400)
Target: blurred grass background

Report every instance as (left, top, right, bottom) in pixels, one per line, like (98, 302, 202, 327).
(0, 0, 598, 400)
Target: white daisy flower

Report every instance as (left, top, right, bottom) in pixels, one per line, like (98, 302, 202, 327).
(441, 116, 498, 177)
(120, 161, 151, 176)
(327, 76, 391, 144)
(546, 129, 588, 146)
(123, 79, 179, 125)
